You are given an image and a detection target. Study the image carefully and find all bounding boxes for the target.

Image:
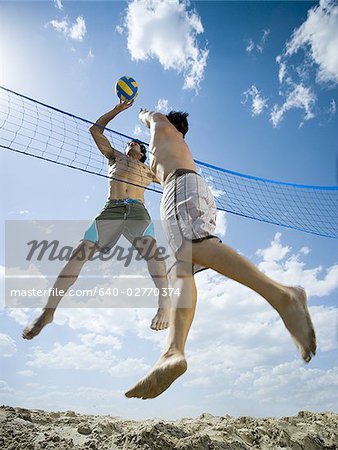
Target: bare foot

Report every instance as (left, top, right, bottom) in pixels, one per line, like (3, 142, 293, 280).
(151, 294, 170, 331)
(125, 351, 187, 399)
(279, 287, 316, 363)
(22, 309, 54, 340)
(150, 307, 170, 331)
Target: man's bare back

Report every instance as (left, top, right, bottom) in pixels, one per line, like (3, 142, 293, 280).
(140, 110, 196, 185)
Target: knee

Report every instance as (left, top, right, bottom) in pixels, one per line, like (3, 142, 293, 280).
(133, 236, 157, 260)
(168, 262, 193, 280)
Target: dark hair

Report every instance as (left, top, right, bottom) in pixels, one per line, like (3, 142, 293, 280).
(166, 111, 189, 137)
(132, 140, 147, 163)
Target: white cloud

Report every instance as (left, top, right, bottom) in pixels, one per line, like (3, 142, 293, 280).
(311, 306, 338, 351)
(124, 0, 209, 92)
(246, 29, 270, 54)
(8, 210, 30, 216)
(242, 85, 268, 116)
(69, 17, 86, 41)
(270, 83, 316, 127)
(17, 370, 34, 377)
(276, 55, 287, 84)
(48, 18, 68, 34)
(0, 380, 14, 394)
(183, 376, 211, 387)
(225, 361, 338, 412)
(115, 25, 124, 35)
(204, 175, 226, 198)
(285, 0, 338, 85)
(54, 0, 63, 10)
(215, 210, 227, 237)
(133, 125, 142, 135)
(79, 333, 122, 349)
(300, 246, 310, 256)
(48, 16, 87, 42)
(27, 341, 149, 376)
(329, 98, 336, 116)
(270, 0, 338, 126)
(155, 98, 170, 114)
(6, 308, 31, 325)
(0, 333, 17, 357)
(256, 232, 290, 262)
(246, 39, 255, 54)
(256, 233, 338, 297)
(78, 48, 94, 64)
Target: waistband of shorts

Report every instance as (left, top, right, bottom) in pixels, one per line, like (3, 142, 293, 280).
(105, 198, 144, 205)
(164, 168, 199, 186)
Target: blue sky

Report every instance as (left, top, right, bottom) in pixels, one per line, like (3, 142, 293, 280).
(0, 0, 337, 419)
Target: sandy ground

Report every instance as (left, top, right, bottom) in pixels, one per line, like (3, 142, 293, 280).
(0, 405, 337, 450)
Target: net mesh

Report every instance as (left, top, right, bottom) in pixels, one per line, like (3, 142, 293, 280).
(1, 86, 337, 238)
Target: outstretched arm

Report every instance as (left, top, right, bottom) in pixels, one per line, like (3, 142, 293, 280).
(90, 100, 133, 159)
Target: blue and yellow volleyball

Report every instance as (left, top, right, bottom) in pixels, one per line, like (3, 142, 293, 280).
(115, 76, 138, 101)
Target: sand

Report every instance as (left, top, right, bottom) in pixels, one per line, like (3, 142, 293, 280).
(0, 405, 337, 450)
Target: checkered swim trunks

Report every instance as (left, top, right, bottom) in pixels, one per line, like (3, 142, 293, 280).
(160, 168, 220, 275)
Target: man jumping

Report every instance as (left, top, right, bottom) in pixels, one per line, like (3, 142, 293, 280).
(124, 108, 317, 399)
(22, 101, 170, 339)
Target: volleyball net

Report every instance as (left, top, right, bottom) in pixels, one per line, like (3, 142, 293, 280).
(1, 85, 337, 238)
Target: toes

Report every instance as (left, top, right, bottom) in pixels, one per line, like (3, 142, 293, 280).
(304, 354, 312, 363)
(22, 329, 32, 340)
(159, 321, 168, 330)
(151, 317, 169, 331)
(151, 322, 160, 331)
(301, 346, 316, 363)
(125, 388, 136, 398)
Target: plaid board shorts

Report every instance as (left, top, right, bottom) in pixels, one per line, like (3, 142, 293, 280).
(160, 169, 221, 275)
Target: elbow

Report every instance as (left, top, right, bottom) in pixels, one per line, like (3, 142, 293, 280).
(90, 124, 101, 135)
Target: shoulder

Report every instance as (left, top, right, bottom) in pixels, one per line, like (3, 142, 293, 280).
(137, 161, 156, 181)
(152, 115, 175, 135)
(151, 112, 168, 122)
(107, 153, 125, 165)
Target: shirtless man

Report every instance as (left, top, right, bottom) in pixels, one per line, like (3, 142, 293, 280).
(22, 101, 170, 339)
(125, 109, 317, 399)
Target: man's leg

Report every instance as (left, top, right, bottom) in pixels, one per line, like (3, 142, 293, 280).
(133, 236, 170, 331)
(125, 262, 194, 399)
(188, 238, 316, 362)
(125, 236, 317, 400)
(22, 241, 96, 340)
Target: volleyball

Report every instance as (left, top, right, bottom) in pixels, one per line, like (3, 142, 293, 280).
(115, 76, 138, 101)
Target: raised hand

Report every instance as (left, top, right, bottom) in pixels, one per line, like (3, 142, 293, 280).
(115, 99, 134, 112)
